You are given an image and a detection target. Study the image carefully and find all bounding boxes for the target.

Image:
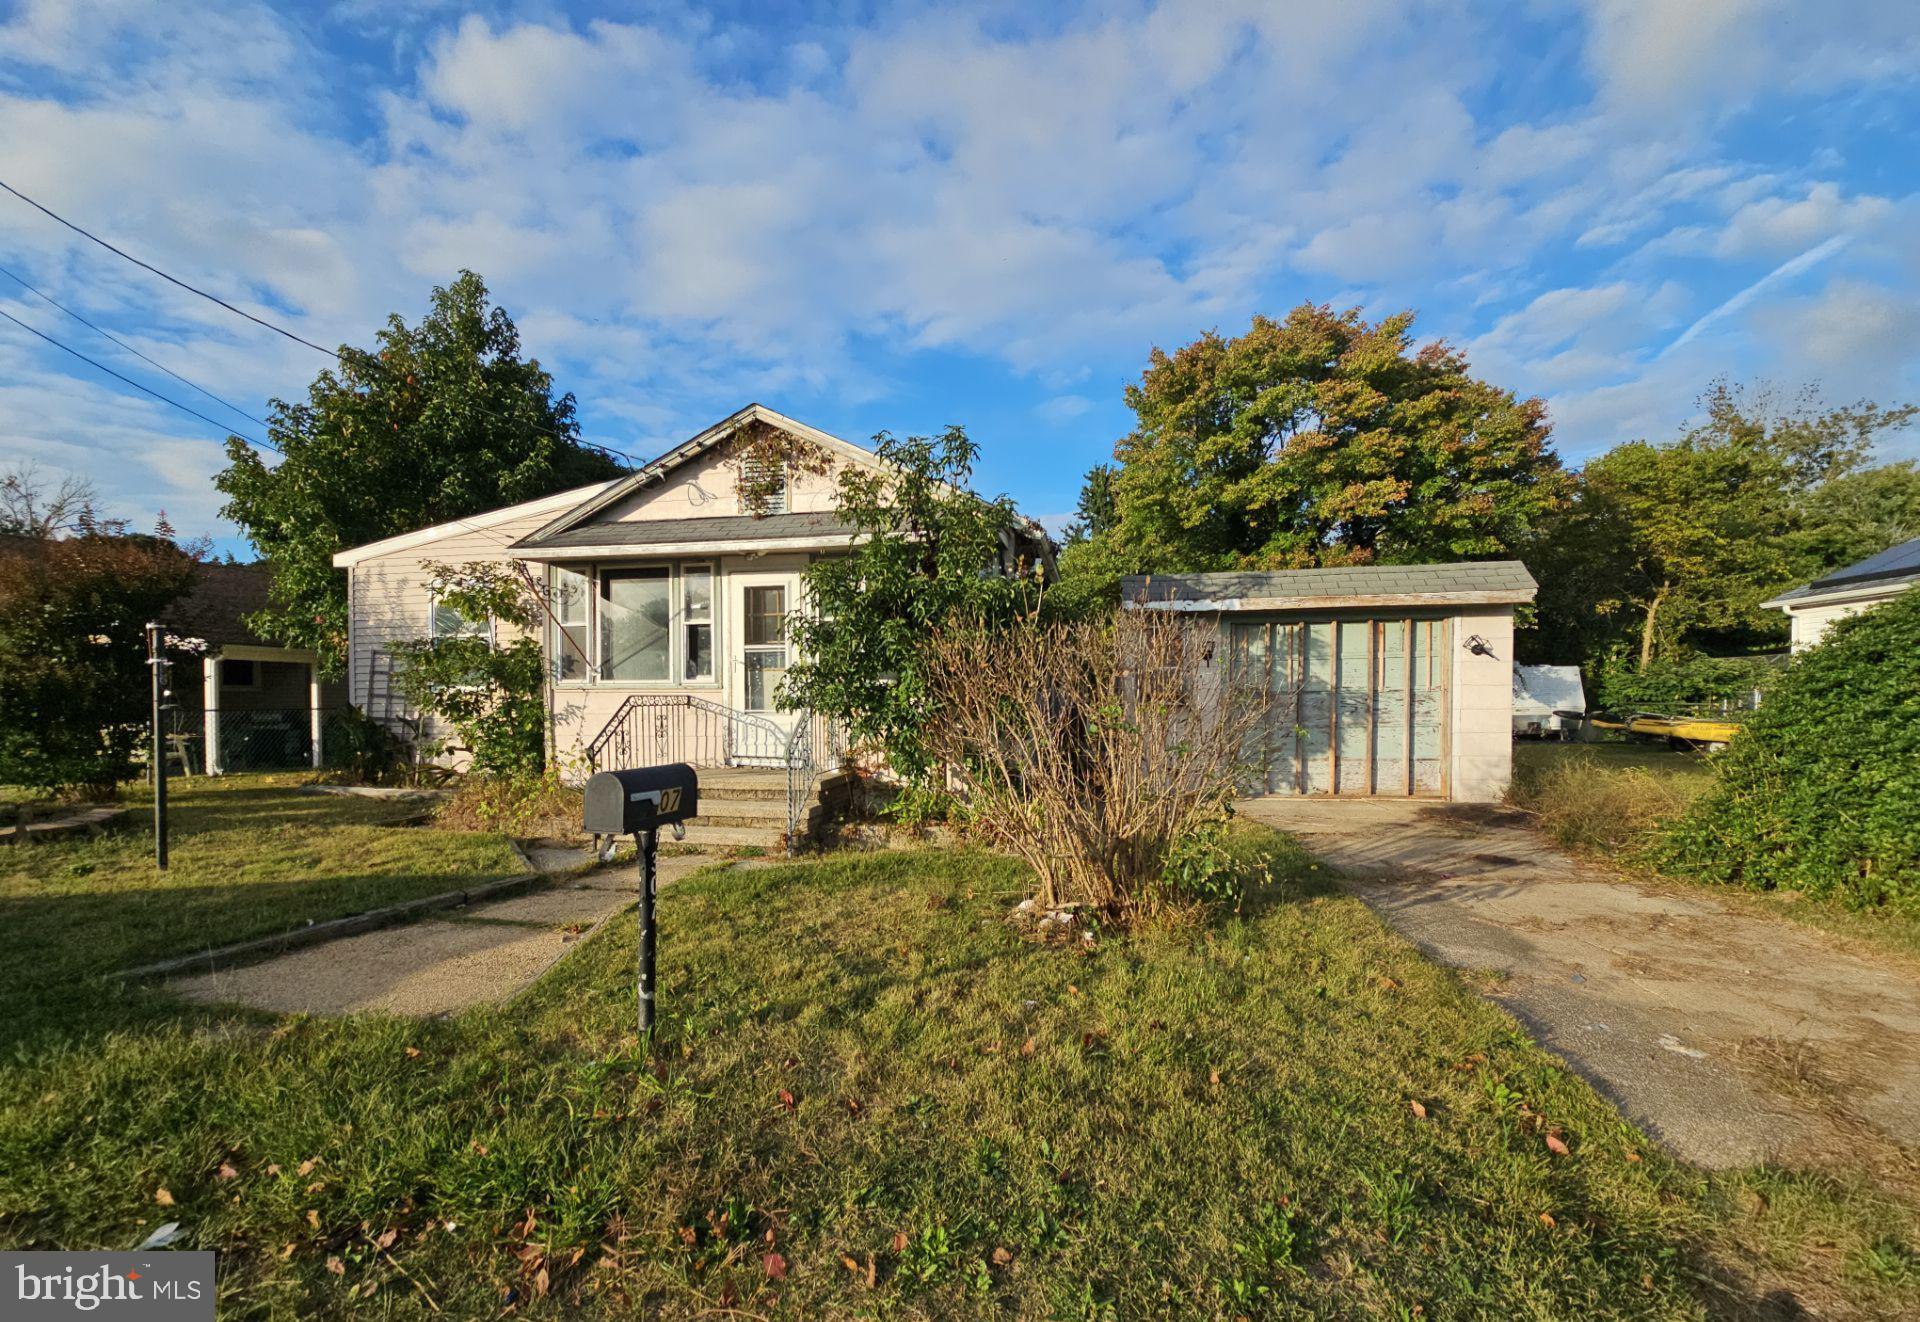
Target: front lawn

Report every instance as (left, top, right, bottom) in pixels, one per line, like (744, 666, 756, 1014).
(0, 773, 525, 1041)
(1, 832, 1913, 1317)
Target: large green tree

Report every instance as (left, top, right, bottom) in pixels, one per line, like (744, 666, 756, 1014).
(1093, 304, 1566, 574)
(1527, 384, 1918, 667)
(216, 271, 624, 672)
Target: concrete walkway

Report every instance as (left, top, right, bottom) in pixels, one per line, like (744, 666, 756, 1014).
(1240, 797, 1920, 1170)
(170, 851, 711, 1017)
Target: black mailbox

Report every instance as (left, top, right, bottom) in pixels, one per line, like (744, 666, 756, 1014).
(583, 764, 699, 835)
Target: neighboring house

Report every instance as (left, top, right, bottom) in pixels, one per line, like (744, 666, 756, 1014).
(169, 561, 350, 773)
(1763, 537, 1920, 651)
(1123, 562, 1536, 802)
(331, 403, 1049, 781)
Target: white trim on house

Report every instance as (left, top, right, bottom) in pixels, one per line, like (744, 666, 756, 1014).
(330, 479, 621, 568)
(510, 532, 866, 560)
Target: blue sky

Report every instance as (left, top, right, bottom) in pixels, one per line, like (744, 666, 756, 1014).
(2, 0, 1917, 554)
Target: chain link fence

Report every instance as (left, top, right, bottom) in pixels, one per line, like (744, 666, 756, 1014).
(168, 708, 361, 774)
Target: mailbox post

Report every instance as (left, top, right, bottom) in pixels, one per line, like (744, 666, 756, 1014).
(582, 764, 699, 1037)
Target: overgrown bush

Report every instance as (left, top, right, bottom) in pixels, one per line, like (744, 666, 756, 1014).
(1507, 748, 1711, 854)
(436, 766, 584, 837)
(1592, 650, 1776, 715)
(1656, 590, 1920, 910)
(922, 608, 1258, 921)
(391, 562, 547, 776)
(0, 532, 199, 795)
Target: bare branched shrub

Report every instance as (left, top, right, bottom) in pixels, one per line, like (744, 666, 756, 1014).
(923, 608, 1260, 920)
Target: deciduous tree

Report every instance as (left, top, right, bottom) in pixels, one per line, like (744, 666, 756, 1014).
(216, 271, 623, 673)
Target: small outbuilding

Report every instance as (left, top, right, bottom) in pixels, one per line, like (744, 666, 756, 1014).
(1122, 561, 1537, 802)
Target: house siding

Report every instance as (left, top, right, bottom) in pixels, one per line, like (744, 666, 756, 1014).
(592, 446, 849, 524)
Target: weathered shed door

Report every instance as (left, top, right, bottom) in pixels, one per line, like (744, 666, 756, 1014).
(1230, 616, 1450, 796)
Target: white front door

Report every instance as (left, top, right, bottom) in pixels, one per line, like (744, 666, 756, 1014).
(730, 569, 803, 750)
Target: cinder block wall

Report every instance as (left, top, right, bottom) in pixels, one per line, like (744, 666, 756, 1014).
(1449, 607, 1516, 802)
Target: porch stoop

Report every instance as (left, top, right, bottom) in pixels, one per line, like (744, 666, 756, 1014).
(678, 767, 858, 852)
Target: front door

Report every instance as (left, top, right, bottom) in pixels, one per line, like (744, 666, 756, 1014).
(730, 570, 804, 755)
(1229, 616, 1450, 796)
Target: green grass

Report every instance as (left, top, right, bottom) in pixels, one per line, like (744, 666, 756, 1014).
(0, 773, 524, 1040)
(1511, 742, 1920, 960)
(0, 825, 1913, 1318)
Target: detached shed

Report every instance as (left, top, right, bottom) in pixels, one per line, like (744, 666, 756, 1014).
(1122, 561, 1537, 802)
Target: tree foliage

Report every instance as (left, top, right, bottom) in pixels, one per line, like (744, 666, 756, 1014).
(1527, 383, 1918, 667)
(0, 529, 199, 795)
(389, 562, 547, 777)
(782, 427, 1038, 787)
(1092, 304, 1566, 574)
(216, 271, 623, 673)
(1657, 589, 1920, 911)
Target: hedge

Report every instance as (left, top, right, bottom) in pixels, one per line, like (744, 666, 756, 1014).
(1656, 587, 1920, 910)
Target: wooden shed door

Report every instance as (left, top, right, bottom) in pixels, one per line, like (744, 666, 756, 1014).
(1229, 617, 1450, 796)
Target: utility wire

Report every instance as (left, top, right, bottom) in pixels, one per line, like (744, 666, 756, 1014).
(0, 178, 334, 355)
(0, 305, 275, 450)
(0, 259, 270, 428)
(0, 177, 639, 467)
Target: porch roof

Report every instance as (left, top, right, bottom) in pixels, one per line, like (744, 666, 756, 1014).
(509, 510, 859, 559)
(1121, 560, 1537, 612)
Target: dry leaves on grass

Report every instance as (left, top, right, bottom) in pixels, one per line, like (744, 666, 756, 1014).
(154, 1188, 175, 1206)
(1545, 1132, 1571, 1157)
(1410, 1099, 1428, 1120)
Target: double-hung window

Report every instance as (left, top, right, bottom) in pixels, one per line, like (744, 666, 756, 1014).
(430, 598, 489, 642)
(600, 568, 671, 682)
(742, 585, 788, 711)
(551, 566, 591, 681)
(683, 564, 714, 681)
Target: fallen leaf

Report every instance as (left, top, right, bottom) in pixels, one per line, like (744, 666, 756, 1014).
(470, 1141, 489, 1156)
(1378, 976, 1400, 990)
(264, 1164, 281, 1177)
(845, 1097, 863, 1116)
(404, 1046, 421, 1060)
(1625, 1150, 1642, 1163)
(778, 1089, 796, 1111)
(991, 1246, 1013, 1266)
(373, 1228, 398, 1251)
(326, 1256, 344, 1276)
(216, 1163, 239, 1182)
(763, 1252, 788, 1280)
(866, 1255, 877, 1289)
(1409, 1099, 1428, 1119)
(839, 1254, 861, 1275)
(279, 1242, 296, 1260)
(307, 1180, 326, 1194)
(1545, 1132, 1571, 1157)
(1540, 1211, 1556, 1228)
(891, 1231, 909, 1253)
(678, 1226, 698, 1246)
(154, 1188, 175, 1207)
(1067, 985, 1080, 997)
(307, 1210, 321, 1229)
(1021, 1037, 1036, 1058)
(533, 1266, 549, 1297)
(297, 1159, 318, 1176)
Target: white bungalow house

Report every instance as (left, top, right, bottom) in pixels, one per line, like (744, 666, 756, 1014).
(330, 404, 1048, 842)
(1762, 536, 1920, 651)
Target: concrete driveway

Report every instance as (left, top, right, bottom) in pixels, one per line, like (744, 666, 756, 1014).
(1240, 796, 1920, 1171)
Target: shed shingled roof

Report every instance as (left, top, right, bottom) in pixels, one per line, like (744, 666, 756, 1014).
(1120, 560, 1537, 606)
(513, 510, 856, 551)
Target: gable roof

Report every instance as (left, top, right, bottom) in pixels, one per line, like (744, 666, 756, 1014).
(517, 403, 885, 548)
(1121, 561, 1538, 610)
(1764, 536, 1920, 609)
(330, 478, 621, 568)
(511, 510, 857, 557)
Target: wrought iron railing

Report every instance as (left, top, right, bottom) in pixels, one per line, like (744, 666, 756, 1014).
(584, 694, 791, 773)
(584, 695, 850, 852)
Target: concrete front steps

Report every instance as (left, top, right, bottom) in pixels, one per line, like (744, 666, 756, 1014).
(677, 767, 856, 852)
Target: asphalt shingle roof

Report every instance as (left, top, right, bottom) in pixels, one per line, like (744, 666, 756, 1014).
(513, 510, 855, 551)
(1120, 560, 1537, 606)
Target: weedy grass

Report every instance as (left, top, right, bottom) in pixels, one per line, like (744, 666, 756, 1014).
(0, 818, 1914, 1318)
(0, 773, 524, 1041)
(1511, 742, 1920, 961)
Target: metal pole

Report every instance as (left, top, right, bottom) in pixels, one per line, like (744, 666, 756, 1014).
(636, 827, 657, 1036)
(146, 622, 168, 871)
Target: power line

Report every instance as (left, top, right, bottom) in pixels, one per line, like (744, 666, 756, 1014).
(0, 305, 274, 451)
(0, 177, 334, 355)
(0, 177, 640, 468)
(0, 259, 271, 428)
